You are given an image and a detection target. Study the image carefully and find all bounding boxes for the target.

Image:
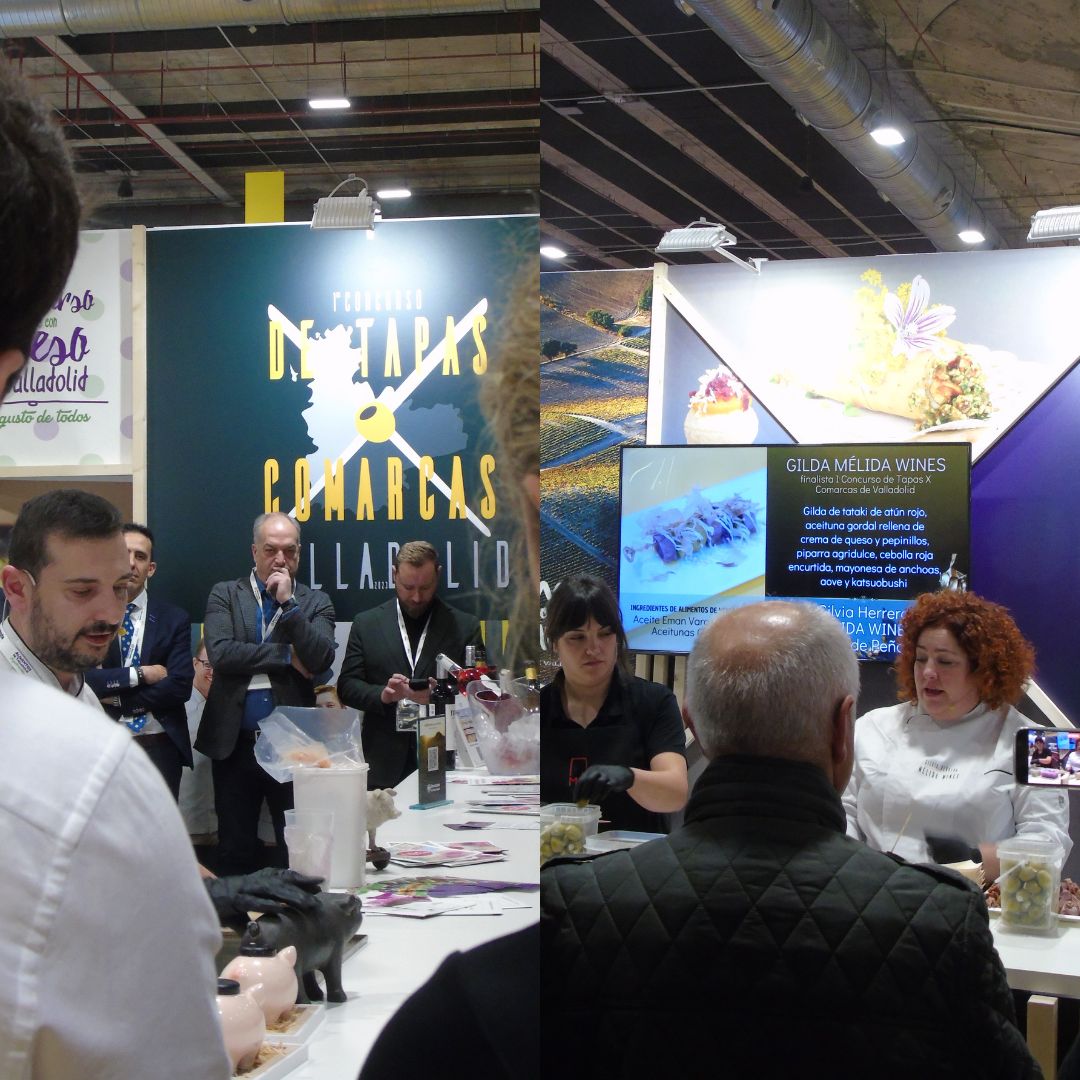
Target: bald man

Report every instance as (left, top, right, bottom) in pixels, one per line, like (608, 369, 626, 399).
(195, 512, 335, 876)
(541, 601, 1037, 1080)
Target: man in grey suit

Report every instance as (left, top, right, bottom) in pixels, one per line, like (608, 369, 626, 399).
(338, 540, 482, 789)
(196, 512, 335, 876)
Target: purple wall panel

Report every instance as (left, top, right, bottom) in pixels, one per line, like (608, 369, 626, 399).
(971, 361, 1080, 723)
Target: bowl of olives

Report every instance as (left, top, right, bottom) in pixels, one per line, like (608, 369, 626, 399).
(996, 836, 1064, 935)
(540, 803, 601, 866)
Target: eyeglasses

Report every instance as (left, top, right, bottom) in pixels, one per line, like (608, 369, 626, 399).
(194, 658, 213, 669)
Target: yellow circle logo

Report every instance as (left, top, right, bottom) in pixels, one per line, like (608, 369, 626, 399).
(355, 401, 396, 442)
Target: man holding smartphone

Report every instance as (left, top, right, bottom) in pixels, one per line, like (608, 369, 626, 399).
(195, 512, 335, 875)
(338, 540, 482, 789)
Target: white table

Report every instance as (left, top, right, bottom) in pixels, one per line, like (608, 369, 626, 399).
(289, 770, 539, 1078)
(992, 916, 1080, 998)
(991, 918, 1080, 1076)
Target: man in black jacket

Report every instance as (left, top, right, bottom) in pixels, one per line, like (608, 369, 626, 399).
(337, 540, 481, 789)
(541, 600, 1038, 1080)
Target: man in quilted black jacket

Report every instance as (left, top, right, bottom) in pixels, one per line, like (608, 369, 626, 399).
(541, 600, 1039, 1080)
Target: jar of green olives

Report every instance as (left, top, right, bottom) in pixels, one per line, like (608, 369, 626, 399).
(996, 836, 1064, 935)
(540, 803, 601, 866)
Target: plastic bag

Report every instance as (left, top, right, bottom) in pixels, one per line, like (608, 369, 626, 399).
(253, 705, 365, 782)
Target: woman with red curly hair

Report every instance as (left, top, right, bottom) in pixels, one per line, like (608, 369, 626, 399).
(842, 590, 1070, 882)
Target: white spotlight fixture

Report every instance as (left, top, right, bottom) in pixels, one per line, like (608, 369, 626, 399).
(655, 218, 764, 273)
(1026, 206, 1080, 243)
(376, 187, 411, 200)
(310, 174, 380, 230)
(870, 125, 905, 147)
(656, 218, 736, 254)
(309, 97, 351, 110)
(540, 245, 567, 260)
(958, 228, 985, 245)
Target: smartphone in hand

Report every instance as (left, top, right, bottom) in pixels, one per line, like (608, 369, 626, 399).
(1015, 727, 1080, 786)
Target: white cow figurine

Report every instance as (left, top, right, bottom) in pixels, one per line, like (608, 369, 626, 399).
(366, 787, 401, 849)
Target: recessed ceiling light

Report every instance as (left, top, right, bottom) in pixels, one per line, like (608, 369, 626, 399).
(870, 125, 905, 147)
(958, 229, 985, 244)
(376, 188, 411, 199)
(309, 97, 350, 110)
(540, 245, 567, 259)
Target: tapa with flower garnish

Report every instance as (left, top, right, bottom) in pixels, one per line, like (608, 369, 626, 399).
(809, 270, 994, 430)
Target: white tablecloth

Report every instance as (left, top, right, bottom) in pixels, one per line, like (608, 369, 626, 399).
(290, 770, 539, 1078)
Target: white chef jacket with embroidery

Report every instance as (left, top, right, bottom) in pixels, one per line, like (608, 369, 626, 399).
(842, 700, 1072, 864)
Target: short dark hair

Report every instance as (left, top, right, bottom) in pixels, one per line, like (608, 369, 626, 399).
(0, 62, 81, 359)
(545, 574, 628, 664)
(9, 490, 123, 578)
(123, 522, 155, 554)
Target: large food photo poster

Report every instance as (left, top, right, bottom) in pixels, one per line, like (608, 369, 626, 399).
(649, 249, 1080, 459)
(146, 216, 536, 647)
(539, 269, 652, 620)
(0, 229, 132, 467)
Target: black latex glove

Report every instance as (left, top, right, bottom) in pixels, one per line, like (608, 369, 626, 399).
(926, 834, 982, 865)
(205, 867, 324, 926)
(573, 764, 634, 804)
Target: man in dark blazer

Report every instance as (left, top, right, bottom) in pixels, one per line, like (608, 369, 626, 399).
(195, 512, 335, 876)
(338, 540, 482, 789)
(85, 523, 194, 799)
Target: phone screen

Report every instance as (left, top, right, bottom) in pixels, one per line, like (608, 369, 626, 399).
(1015, 727, 1080, 786)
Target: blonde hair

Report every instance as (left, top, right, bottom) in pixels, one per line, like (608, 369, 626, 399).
(393, 540, 439, 570)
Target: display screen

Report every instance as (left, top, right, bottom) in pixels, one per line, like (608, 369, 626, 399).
(617, 443, 971, 657)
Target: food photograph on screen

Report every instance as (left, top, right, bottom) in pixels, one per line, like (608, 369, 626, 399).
(618, 443, 971, 657)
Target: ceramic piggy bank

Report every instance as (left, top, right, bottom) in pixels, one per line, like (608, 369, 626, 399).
(221, 931, 299, 1024)
(215, 978, 265, 1072)
(241, 892, 363, 1004)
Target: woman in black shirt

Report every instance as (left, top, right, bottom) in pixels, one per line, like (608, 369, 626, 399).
(541, 575, 689, 833)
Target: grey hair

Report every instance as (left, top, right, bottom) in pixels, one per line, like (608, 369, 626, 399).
(252, 511, 300, 547)
(686, 601, 859, 760)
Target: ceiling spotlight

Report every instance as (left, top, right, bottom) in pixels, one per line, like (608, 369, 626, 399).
(656, 218, 737, 255)
(540, 245, 567, 260)
(958, 229, 985, 245)
(375, 188, 411, 200)
(1026, 206, 1080, 243)
(117, 176, 133, 199)
(870, 125, 905, 147)
(309, 97, 351, 110)
(311, 174, 379, 230)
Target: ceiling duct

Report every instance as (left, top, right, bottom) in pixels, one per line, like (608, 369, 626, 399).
(687, 0, 1002, 251)
(0, 1, 535, 36)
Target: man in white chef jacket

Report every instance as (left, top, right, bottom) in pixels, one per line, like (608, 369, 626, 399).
(0, 63, 231, 1080)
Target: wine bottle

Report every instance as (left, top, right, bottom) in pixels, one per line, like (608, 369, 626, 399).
(522, 661, 541, 711)
(430, 658, 459, 770)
